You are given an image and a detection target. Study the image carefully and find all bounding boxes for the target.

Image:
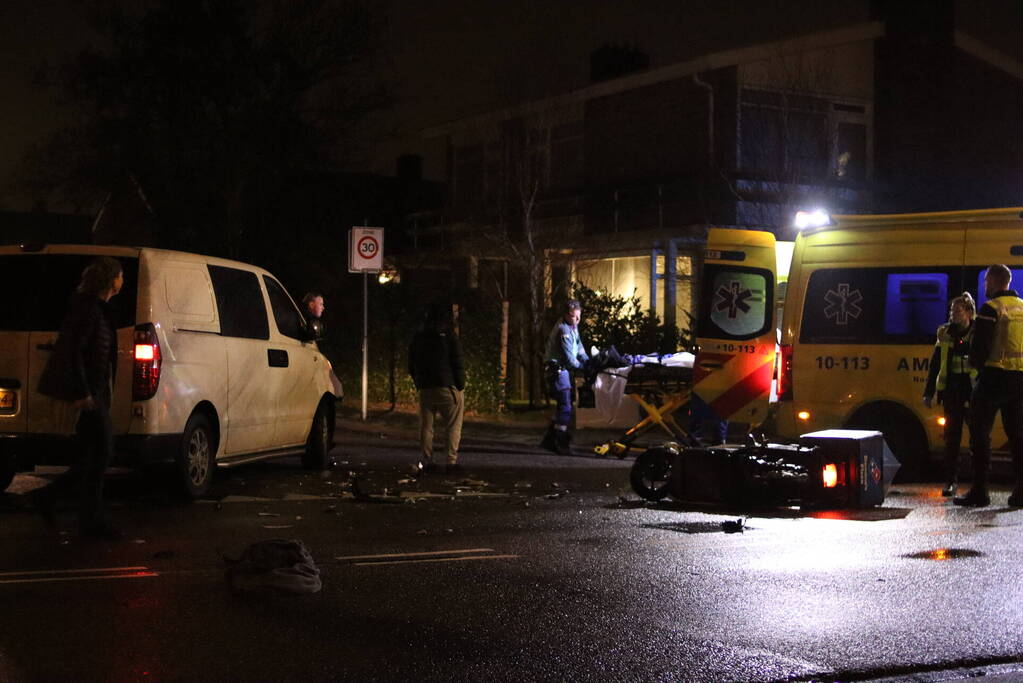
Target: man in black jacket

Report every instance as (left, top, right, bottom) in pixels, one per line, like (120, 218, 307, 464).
(33, 256, 123, 540)
(955, 265, 1023, 508)
(408, 303, 465, 474)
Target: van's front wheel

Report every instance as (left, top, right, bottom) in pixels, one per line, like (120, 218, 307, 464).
(178, 413, 215, 498)
(303, 402, 334, 470)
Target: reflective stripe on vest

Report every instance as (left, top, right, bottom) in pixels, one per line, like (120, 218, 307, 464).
(986, 295, 1023, 371)
(935, 323, 976, 390)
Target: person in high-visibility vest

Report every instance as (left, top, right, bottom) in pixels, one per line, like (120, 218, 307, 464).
(923, 292, 977, 497)
(955, 265, 1023, 507)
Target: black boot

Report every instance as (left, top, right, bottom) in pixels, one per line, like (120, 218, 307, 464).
(1008, 485, 1023, 507)
(953, 486, 990, 507)
(539, 425, 558, 453)
(554, 430, 572, 456)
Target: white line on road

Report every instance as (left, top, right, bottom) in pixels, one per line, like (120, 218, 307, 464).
(336, 548, 495, 561)
(353, 554, 519, 567)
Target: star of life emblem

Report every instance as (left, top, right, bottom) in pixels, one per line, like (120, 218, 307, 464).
(824, 283, 863, 325)
(715, 281, 753, 319)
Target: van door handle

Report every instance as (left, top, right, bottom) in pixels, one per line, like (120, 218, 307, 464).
(36, 343, 55, 351)
(267, 349, 289, 368)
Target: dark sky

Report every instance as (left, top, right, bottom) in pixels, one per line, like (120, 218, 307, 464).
(2, 0, 1023, 210)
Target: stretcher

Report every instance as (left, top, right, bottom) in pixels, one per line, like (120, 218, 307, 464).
(593, 359, 698, 458)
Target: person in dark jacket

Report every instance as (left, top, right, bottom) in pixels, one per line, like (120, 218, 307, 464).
(922, 292, 976, 497)
(408, 303, 465, 474)
(33, 256, 124, 540)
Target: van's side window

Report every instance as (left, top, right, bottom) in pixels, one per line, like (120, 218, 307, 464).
(801, 268, 951, 344)
(208, 266, 270, 340)
(696, 265, 773, 340)
(263, 276, 304, 341)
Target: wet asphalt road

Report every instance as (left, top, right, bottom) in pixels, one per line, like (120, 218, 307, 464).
(1, 425, 1023, 682)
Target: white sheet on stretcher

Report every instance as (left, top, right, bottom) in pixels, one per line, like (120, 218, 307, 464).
(592, 352, 695, 425)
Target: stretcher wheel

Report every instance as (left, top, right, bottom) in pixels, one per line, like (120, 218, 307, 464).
(630, 447, 673, 501)
(593, 443, 611, 457)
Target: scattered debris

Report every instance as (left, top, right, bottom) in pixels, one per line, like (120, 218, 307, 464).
(257, 512, 280, 518)
(416, 529, 428, 535)
(721, 518, 746, 534)
(323, 506, 338, 514)
(262, 524, 294, 530)
(546, 493, 563, 500)
(132, 539, 147, 544)
(514, 481, 533, 489)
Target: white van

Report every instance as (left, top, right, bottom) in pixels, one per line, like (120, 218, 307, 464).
(0, 244, 338, 497)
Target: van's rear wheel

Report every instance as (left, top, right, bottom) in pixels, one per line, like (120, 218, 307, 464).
(303, 403, 334, 470)
(846, 402, 928, 482)
(178, 413, 215, 498)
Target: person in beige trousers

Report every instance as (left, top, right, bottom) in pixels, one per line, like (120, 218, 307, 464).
(408, 303, 465, 475)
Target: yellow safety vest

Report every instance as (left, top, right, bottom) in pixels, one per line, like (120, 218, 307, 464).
(934, 323, 976, 390)
(984, 295, 1023, 371)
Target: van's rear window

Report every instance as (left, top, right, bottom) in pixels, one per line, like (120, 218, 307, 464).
(0, 254, 138, 331)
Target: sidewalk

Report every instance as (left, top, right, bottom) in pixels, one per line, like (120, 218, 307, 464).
(337, 403, 630, 455)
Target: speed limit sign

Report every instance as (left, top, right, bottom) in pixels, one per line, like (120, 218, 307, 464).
(348, 227, 384, 273)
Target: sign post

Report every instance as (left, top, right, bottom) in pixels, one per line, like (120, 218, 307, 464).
(349, 227, 384, 421)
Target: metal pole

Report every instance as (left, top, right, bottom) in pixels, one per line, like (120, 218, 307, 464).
(361, 271, 368, 421)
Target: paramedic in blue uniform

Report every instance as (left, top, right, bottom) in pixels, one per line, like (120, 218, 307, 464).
(541, 300, 589, 455)
(955, 265, 1023, 508)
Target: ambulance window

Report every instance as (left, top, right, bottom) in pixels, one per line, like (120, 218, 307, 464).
(697, 266, 773, 340)
(884, 273, 947, 338)
(800, 268, 884, 343)
(976, 268, 1023, 307)
(208, 265, 270, 340)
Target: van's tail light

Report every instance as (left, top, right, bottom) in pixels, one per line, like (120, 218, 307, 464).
(777, 344, 793, 400)
(133, 324, 162, 400)
(822, 464, 838, 488)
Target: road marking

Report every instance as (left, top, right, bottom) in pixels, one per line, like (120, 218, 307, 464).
(353, 554, 519, 567)
(0, 566, 158, 585)
(336, 548, 495, 561)
(336, 547, 520, 566)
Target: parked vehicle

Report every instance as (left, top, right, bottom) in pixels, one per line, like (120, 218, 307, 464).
(0, 244, 338, 497)
(694, 207, 1023, 478)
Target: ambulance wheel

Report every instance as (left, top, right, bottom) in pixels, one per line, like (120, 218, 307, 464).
(631, 447, 673, 501)
(846, 402, 928, 482)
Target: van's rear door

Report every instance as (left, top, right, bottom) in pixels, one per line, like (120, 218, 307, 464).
(693, 228, 777, 425)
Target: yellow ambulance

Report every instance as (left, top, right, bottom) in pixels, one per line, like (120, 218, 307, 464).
(693, 207, 1023, 479)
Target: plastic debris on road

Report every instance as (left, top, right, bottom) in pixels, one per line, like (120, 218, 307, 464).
(224, 539, 322, 595)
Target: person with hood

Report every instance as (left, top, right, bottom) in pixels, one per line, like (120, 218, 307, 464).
(408, 302, 465, 474)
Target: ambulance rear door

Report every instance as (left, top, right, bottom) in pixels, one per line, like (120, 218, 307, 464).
(693, 228, 777, 425)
